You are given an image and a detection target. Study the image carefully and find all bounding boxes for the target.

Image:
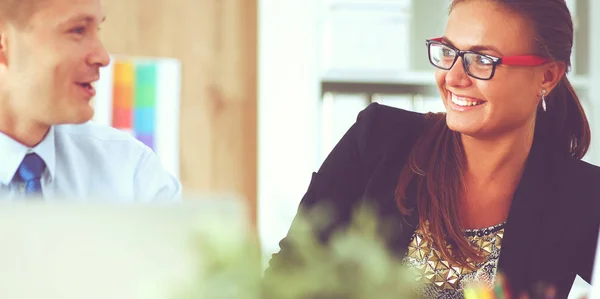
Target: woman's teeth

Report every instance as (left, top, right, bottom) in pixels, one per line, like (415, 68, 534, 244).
(451, 93, 483, 107)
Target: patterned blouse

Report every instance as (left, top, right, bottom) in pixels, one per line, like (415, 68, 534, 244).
(402, 221, 506, 299)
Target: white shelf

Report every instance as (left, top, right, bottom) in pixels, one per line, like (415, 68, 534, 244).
(321, 69, 436, 86)
(321, 70, 588, 90)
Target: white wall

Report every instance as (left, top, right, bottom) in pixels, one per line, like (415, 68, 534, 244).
(588, 0, 600, 166)
(257, 0, 322, 264)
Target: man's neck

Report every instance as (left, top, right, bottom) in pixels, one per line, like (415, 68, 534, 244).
(0, 105, 50, 148)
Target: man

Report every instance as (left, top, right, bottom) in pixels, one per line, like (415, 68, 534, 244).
(0, 0, 181, 201)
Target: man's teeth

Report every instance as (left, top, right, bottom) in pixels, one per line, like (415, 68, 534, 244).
(451, 94, 482, 107)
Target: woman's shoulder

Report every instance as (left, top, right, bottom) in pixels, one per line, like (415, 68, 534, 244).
(346, 103, 428, 170)
(357, 102, 425, 129)
(562, 158, 600, 193)
(544, 157, 600, 282)
(555, 157, 600, 213)
(353, 102, 426, 148)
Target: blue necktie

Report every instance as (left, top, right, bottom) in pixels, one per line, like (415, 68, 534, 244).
(16, 153, 45, 195)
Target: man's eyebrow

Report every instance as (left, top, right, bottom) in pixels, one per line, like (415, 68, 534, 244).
(441, 36, 504, 56)
(58, 14, 106, 26)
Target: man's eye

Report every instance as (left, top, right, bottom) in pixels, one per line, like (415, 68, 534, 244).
(70, 26, 86, 34)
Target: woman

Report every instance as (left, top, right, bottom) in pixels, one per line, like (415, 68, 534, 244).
(264, 0, 600, 298)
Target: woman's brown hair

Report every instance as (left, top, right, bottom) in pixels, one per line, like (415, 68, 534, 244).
(395, 0, 591, 267)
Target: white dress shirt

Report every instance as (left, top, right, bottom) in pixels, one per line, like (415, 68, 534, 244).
(0, 122, 182, 202)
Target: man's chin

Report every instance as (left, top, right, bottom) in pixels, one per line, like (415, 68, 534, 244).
(54, 108, 95, 125)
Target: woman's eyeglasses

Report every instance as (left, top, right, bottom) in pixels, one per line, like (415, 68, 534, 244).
(425, 37, 548, 80)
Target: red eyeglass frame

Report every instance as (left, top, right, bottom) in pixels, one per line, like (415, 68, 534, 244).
(427, 37, 549, 79)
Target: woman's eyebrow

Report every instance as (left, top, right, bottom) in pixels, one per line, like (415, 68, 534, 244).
(441, 36, 504, 56)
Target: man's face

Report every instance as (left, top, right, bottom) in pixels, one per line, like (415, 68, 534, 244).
(1, 0, 110, 126)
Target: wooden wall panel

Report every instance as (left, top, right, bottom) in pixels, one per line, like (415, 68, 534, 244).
(99, 0, 258, 225)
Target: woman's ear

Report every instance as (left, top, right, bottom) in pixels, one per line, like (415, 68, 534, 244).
(539, 61, 566, 95)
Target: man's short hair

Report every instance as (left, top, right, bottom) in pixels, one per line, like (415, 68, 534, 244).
(0, 0, 43, 27)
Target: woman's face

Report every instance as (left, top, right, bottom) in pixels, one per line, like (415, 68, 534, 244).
(436, 0, 551, 139)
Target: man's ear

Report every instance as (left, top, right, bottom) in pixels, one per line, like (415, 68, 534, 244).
(0, 24, 8, 67)
(539, 61, 566, 95)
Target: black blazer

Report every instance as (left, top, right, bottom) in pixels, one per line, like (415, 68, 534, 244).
(265, 103, 600, 298)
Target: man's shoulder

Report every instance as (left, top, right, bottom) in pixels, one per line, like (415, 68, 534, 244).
(52, 122, 155, 168)
(51, 123, 181, 202)
(53, 122, 151, 153)
(55, 122, 142, 142)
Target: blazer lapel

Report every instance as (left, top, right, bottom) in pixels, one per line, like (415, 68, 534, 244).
(497, 135, 553, 294)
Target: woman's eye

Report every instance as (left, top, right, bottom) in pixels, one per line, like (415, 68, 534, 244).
(475, 55, 494, 65)
(442, 48, 455, 57)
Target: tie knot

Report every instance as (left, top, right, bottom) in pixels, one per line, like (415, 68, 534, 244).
(17, 153, 46, 182)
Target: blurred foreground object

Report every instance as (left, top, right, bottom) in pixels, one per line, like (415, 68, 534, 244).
(0, 195, 248, 299)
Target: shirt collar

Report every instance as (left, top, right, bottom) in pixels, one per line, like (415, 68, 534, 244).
(0, 126, 56, 185)
(35, 126, 56, 181)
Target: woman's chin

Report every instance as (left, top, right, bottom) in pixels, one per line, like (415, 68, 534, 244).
(446, 115, 485, 136)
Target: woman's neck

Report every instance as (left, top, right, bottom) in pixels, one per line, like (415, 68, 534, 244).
(459, 126, 536, 228)
(461, 128, 534, 184)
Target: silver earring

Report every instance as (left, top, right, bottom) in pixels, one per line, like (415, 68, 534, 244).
(541, 89, 547, 111)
